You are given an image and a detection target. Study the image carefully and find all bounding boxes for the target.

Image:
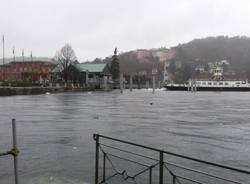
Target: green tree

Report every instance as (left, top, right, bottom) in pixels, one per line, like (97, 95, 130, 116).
(110, 48, 120, 79)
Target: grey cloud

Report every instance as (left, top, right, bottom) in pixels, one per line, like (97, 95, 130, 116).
(0, 0, 250, 61)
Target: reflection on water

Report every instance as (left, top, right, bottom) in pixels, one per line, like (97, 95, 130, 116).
(0, 90, 250, 183)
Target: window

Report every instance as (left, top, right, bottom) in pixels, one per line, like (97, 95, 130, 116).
(208, 82, 212, 85)
(225, 82, 229, 85)
(202, 82, 206, 85)
(236, 82, 240, 85)
(219, 82, 223, 85)
(213, 82, 217, 85)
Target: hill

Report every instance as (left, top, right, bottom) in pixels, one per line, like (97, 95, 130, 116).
(168, 36, 250, 82)
(92, 48, 175, 76)
(173, 36, 250, 71)
(92, 36, 250, 83)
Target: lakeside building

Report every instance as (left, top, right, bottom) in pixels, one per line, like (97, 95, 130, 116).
(51, 63, 112, 88)
(0, 60, 55, 83)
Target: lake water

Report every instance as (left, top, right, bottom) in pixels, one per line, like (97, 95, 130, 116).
(1, 90, 250, 183)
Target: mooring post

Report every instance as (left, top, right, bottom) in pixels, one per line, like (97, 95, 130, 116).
(153, 75, 155, 94)
(146, 81, 149, 89)
(86, 71, 89, 87)
(159, 151, 164, 184)
(103, 76, 108, 91)
(94, 134, 100, 184)
(129, 75, 133, 92)
(12, 119, 19, 184)
(120, 73, 123, 93)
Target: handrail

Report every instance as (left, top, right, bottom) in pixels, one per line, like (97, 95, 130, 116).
(100, 143, 158, 161)
(99, 142, 244, 184)
(164, 161, 243, 184)
(94, 134, 250, 175)
(94, 134, 250, 184)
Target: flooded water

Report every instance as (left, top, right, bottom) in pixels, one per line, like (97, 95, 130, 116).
(1, 90, 250, 183)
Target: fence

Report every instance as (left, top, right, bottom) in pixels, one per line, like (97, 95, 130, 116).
(0, 119, 19, 184)
(93, 134, 250, 184)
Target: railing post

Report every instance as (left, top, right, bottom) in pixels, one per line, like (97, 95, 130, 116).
(102, 152, 106, 183)
(94, 134, 100, 184)
(12, 119, 19, 184)
(159, 151, 164, 184)
(149, 167, 152, 184)
(173, 175, 176, 184)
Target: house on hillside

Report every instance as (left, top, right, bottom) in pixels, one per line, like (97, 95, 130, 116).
(194, 65, 205, 73)
(51, 63, 111, 88)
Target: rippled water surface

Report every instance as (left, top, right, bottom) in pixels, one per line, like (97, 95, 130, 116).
(1, 90, 250, 183)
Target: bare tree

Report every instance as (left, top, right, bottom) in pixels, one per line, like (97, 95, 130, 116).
(55, 44, 77, 83)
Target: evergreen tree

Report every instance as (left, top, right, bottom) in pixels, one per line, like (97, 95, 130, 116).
(110, 48, 120, 79)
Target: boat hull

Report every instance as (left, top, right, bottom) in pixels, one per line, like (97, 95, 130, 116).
(165, 86, 250, 91)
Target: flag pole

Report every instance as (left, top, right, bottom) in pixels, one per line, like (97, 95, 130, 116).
(2, 35, 4, 65)
(13, 47, 16, 80)
(22, 49, 24, 63)
(2, 35, 5, 81)
(22, 49, 24, 81)
(13, 47, 15, 62)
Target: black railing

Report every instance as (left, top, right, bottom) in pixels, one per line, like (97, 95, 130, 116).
(0, 119, 19, 184)
(93, 134, 250, 184)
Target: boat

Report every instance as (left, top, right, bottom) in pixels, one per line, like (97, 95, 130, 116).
(164, 67, 250, 91)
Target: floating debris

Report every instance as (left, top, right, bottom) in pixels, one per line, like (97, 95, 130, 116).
(49, 176, 54, 182)
(93, 115, 99, 119)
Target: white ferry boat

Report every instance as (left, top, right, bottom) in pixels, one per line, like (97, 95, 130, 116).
(165, 67, 250, 91)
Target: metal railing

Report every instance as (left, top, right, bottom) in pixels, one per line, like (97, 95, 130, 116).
(93, 134, 250, 184)
(0, 119, 19, 184)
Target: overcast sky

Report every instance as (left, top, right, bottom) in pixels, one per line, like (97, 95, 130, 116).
(0, 0, 249, 61)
